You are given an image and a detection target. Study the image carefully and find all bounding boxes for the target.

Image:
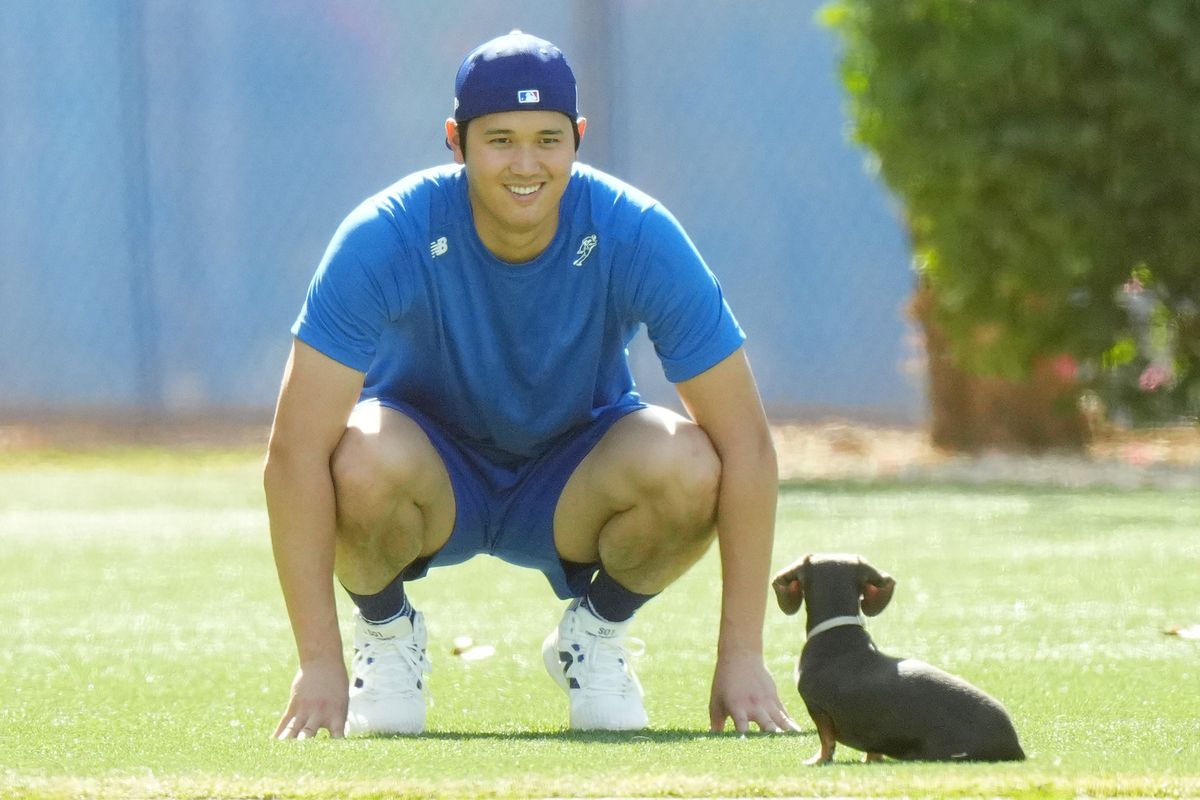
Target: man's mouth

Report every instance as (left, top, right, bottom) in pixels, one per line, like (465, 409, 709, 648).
(507, 183, 543, 197)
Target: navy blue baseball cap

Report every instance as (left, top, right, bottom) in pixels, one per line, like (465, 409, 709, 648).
(453, 30, 578, 124)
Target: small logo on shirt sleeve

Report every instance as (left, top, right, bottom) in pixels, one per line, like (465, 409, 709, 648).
(573, 234, 598, 267)
(430, 237, 449, 257)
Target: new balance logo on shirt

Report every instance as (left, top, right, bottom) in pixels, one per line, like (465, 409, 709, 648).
(430, 237, 449, 257)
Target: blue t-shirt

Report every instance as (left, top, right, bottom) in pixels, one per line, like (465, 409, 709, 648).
(292, 163, 744, 466)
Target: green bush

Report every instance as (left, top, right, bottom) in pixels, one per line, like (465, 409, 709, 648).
(823, 0, 1200, 425)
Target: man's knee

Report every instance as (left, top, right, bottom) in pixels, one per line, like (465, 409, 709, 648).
(329, 408, 456, 588)
(555, 408, 721, 567)
(639, 421, 721, 535)
(329, 413, 440, 531)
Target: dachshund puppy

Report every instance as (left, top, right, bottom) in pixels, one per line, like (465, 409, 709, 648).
(773, 553, 1025, 764)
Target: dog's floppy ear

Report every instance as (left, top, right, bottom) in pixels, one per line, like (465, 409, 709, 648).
(771, 555, 811, 615)
(857, 558, 896, 617)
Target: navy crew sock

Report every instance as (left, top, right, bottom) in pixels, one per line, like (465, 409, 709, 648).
(343, 572, 414, 624)
(581, 567, 657, 623)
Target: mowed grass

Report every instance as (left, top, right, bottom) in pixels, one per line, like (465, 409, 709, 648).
(1, 448, 1198, 799)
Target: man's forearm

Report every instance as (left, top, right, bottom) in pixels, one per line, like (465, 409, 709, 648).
(713, 433, 779, 656)
(264, 451, 343, 664)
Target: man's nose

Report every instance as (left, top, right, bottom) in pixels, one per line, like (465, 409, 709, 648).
(510, 144, 539, 175)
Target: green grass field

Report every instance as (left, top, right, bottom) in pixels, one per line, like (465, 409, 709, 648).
(1, 448, 1198, 799)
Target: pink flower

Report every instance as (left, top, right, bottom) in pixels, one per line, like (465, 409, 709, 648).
(1048, 354, 1078, 383)
(1123, 277, 1145, 295)
(1138, 364, 1171, 391)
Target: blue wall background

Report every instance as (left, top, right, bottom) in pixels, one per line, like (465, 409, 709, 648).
(0, 1, 922, 423)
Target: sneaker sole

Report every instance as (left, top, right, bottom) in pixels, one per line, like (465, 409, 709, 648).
(345, 707, 425, 736)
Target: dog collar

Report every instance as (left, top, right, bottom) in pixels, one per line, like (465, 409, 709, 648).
(806, 614, 865, 640)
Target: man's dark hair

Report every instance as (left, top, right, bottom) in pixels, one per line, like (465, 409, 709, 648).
(457, 118, 581, 157)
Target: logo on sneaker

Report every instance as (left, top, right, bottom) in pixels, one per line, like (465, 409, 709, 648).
(557, 649, 580, 689)
(430, 236, 449, 257)
(596, 625, 617, 638)
(573, 234, 597, 267)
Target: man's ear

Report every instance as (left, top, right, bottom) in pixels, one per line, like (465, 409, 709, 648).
(576, 116, 587, 142)
(445, 118, 465, 164)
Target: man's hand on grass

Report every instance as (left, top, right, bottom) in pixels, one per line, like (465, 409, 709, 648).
(274, 656, 348, 740)
(708, 649, 801, 734)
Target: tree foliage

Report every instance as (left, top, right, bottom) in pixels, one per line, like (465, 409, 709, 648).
(823, 0, 1200, 424)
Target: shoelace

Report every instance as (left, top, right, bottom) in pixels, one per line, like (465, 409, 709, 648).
(576, 635, 645, 695)
(353, 635, 432, 699)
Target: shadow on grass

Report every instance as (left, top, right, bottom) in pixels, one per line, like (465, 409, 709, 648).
(354, 727, 817, 743)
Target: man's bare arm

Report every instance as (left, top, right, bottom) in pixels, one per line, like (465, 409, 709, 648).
(264, 339, 364, 739)
(676, 347, 798, 733)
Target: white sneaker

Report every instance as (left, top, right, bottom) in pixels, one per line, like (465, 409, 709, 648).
(345, 609, 431, 735)
(542, 599, 648, 731)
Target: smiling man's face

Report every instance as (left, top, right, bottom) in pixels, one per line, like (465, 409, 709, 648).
(448, 109, 585, 263)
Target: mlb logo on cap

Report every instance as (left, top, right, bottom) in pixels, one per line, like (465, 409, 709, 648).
(517, 89, 540, 104)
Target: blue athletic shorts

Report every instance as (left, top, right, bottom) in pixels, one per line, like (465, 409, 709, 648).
(372, 398, 646, 600)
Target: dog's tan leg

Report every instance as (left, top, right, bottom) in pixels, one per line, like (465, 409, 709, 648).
(805, 711, 837, 765)
(864, 752, 884, 763)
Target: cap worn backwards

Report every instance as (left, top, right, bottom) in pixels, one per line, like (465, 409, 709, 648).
(453, 30, 578, 124)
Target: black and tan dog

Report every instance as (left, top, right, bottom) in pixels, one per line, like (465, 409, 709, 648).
(772, 553, 1025, 764)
